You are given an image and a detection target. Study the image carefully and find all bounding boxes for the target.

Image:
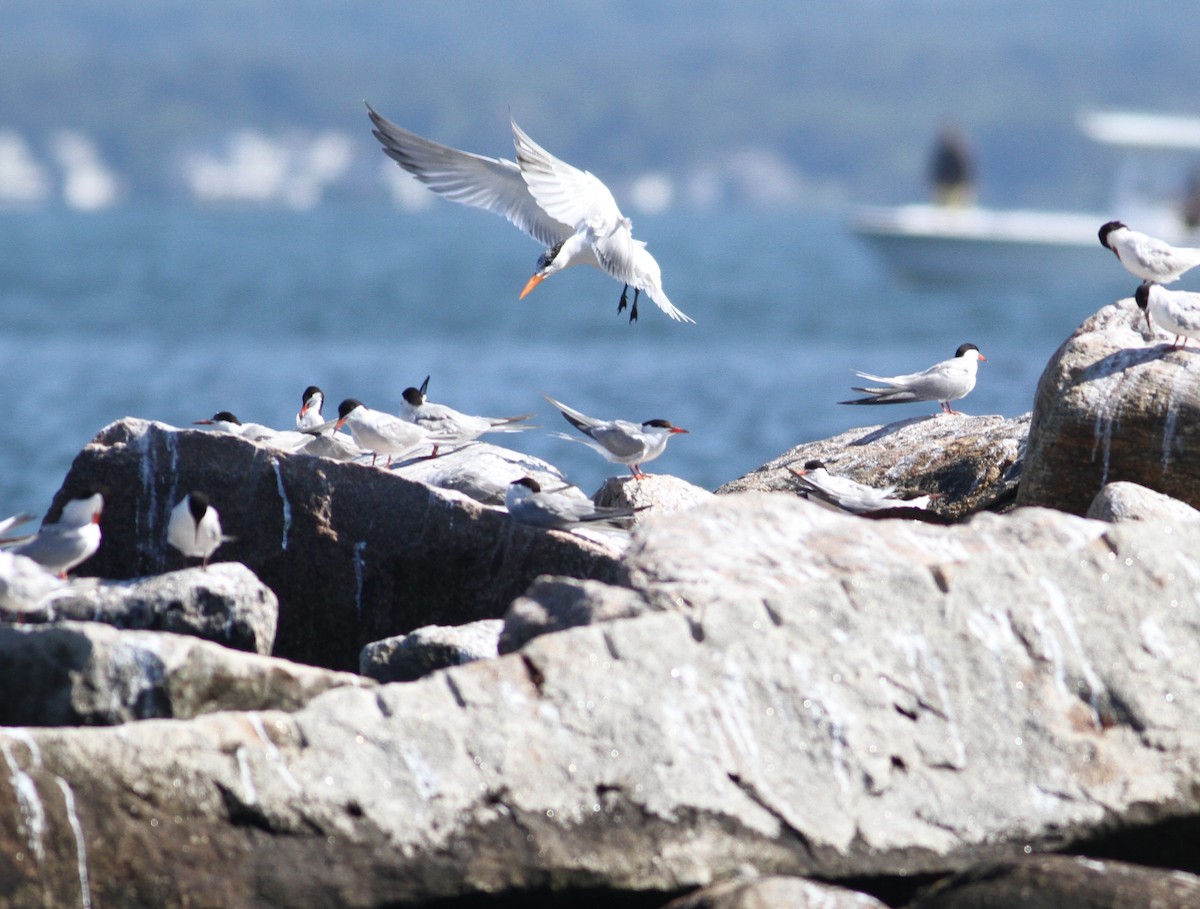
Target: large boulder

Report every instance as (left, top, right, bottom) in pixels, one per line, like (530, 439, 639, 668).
(3, 563, 279, 655)
(50, 419, 623, 671)
(7, 495, 1200, 907)
(0, 622, 369, 726)
(1018, 298, 1200, 514)
(717, 414, 1026, 519)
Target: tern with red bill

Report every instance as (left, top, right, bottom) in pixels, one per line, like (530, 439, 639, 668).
(366, 102, 692, 324)
(10, 492, 103, 578)
(543, 394, 688, 479)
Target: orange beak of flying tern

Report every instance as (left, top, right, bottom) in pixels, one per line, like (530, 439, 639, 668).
(519, 273, 545, 300)
(670, 427, 689, 434)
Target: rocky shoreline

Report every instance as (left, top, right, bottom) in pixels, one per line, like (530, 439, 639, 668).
(3, 296, 1200, 908)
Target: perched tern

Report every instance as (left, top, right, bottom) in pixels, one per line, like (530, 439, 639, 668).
(367, 103, 693, 324)
(543, 394, 688, 479)
(1135, 282, 1200, 348)
(11, 492, 103, 578)
(167, 492, 234, 569)
(840, 343, 986, 414)
(504, 477, 644, 530)
(296, 386, 326, 431)
(195, 412, 311, 451)
(334, 398, 453, 466)
(1099, 221, 1200, 284)
(399, 375, 535, 453)
(787, 461, 933, 515)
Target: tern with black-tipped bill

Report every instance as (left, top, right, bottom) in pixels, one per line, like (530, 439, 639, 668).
(366, 103, 692, 324)
(543, 394, 688, 478)
(1135, 282, 1200, 348)
(840, 343, 985, 414)
(1099, 221, 1200, 284)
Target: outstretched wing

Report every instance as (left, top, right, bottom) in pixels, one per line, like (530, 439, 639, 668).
(511, 117, 623, 235)
(367, 103, 572, 248)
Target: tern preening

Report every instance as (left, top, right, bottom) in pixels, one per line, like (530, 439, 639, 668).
(167, 492, 234, 569)
(296, 386, 326, 431)
(504, 477, 643, 531)
(840, 343, 986, 414)
(1099, 221, 1200, 284)
(399, 375, 536, 452)
(1135, 282, 1200, 348)
(543, 394, 688, 479)
(366, 102, 693, 324)
(10, 492, 103, 578)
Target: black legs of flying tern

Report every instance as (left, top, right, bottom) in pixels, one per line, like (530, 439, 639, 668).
(617, 285, 641, 323)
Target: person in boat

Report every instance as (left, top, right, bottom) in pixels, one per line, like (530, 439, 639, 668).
(929, 127, 975, 207)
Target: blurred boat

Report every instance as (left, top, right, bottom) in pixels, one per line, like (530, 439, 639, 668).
(851, 110, 1200, 288)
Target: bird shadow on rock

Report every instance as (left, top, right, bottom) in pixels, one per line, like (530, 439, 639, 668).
(1075, 345, 1182, 384)
(849, 414, 942, 446)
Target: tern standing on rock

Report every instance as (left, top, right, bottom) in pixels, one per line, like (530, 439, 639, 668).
(840, 343, 986, 414)
(334, 398, 454, 466)
(543, 394, 689, 479)
(1099, 220, 1200, 284)
(1135, 282, 1200, 348)
(11, 492, 104, 578)
(366, 103, 693, 324)
(398, 376, 536, 452)
(168, 492, 234, 568)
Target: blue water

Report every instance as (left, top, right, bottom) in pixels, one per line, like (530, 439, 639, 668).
(0, 205, 1128, 515)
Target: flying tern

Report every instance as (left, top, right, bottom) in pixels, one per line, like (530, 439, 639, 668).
(367, 103, 693, 324)
(1099, 221, 1200, 284)
(399, 375, 535, 453)
(11, 492, 103, 578)
(840, 343, 986, 414)
(1135, 282, 1200, 348)
(543, 394, 688, 478)
(787, 461, 933, 515)
(167, 492, 235, 568)
(504, 477, 644, 530)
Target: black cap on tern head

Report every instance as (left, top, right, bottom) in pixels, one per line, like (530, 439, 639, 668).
(337, 399, 364, 419)
(642, 419, 689, 433)
(187, 491, 210, 523)
(511, 477, 542, 493)
(212, 411, 240, 424)
(1098, 220, 1126, 249)
(803, 459, 826, 471)
(954, 343, 980, 358)
(301, 386, 323, 404)
(401, 387, 424, 407)
(1135, 282, 1151, 311)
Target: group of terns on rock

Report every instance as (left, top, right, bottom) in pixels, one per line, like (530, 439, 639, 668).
(0, 489, 229, 582)
(16, 116, 1200, 579)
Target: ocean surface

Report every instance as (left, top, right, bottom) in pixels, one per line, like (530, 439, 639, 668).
(0, 204, 1133, 516)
